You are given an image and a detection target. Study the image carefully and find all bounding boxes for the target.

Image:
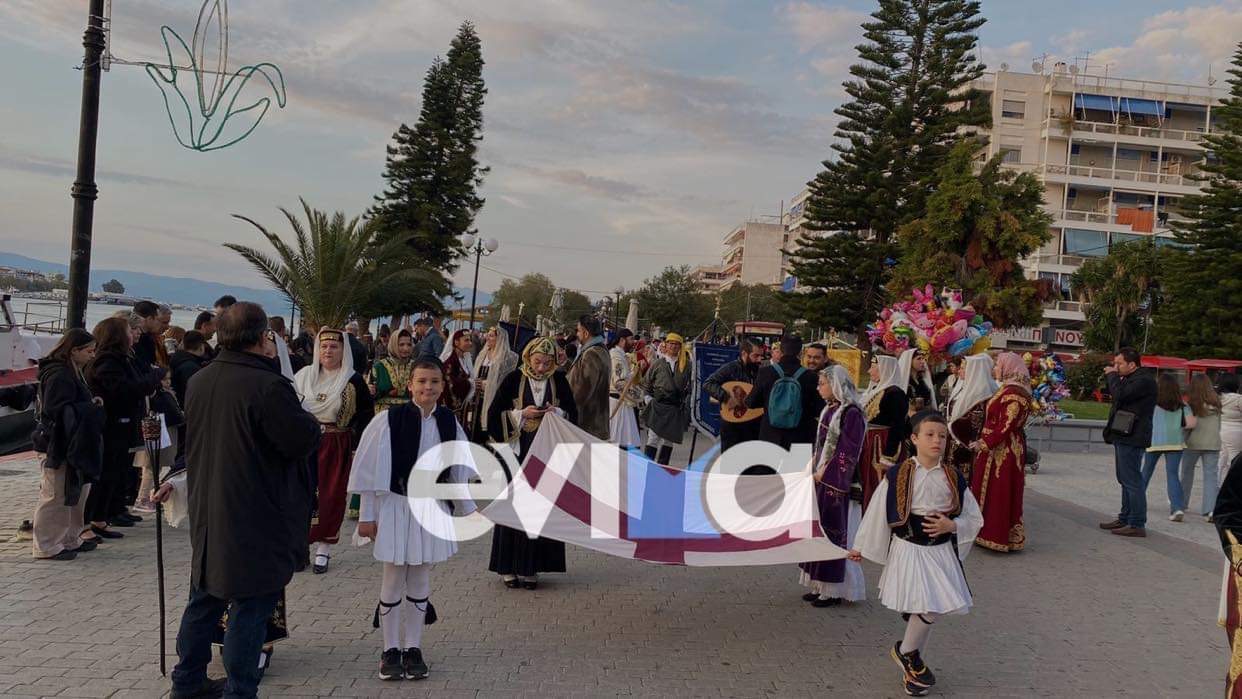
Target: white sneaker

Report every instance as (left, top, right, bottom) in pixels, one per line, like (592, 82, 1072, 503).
(1169, 511, 1184, 522)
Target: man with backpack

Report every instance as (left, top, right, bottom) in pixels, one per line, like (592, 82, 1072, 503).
(746, 335, 824, 450)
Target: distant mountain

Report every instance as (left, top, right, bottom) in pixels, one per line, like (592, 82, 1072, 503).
(0, 251, 492, 311)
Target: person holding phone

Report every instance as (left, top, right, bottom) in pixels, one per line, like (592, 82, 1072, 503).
(1099, 347, 1158, 538)
(485, 336, 579, 590)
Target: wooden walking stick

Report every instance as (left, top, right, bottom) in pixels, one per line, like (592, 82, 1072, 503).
(140, 410, 167, 676)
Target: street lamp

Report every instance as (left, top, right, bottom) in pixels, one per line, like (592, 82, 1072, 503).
(461, 234, 498, 330)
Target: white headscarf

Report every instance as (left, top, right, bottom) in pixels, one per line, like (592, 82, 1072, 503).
(897, 348, 936, 410)
(862, 354, 900, 405)
(274, 334, 295, 381)
(479, 326, 519, 430)
(815, 365, 865, 473)
(948, 354, 998, 423)
(295, 329, 354, 423)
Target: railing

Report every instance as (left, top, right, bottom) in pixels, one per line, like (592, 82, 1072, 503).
(1052, 209, 1116, 225)
(1041, 163, 1194, 187)
(1068, 74, 1219, 102)
(8, 300, 67, 335)
(1044, 117, 1207, 144)
(1043, 299, 1085, 314)
(1028, 253, 1088, 267)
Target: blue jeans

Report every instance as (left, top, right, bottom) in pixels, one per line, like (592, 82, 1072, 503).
(1141, 449, 1185, 513)
(171, 585, 280, 699)
(1181, 450, 1220, 515)
(1115, 443, 1147, 528)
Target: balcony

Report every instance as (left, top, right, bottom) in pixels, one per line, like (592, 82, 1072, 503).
(1026, 252, 1089, 268)
(1038, 163, 1200, 194)
(1042, 117, 1208, 148)
(1057, 74, 1219, 104)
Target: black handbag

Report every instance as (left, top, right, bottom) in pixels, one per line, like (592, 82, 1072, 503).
(30, 386, 52, 454)
(1105, 409, 1137, 442)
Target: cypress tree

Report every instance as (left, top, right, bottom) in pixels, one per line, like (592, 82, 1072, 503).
(368, 22, 489, 316)
(890, 140, 1053, 329)
(1152, 42, 1242, 358)
(784, 0, 989, 339)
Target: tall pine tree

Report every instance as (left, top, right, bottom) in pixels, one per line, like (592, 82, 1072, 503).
(890, 140, 1053, 329)
(784, 0, 989, 340)
(368, 22, 489, 316)
(1152, 42, 1242, 358)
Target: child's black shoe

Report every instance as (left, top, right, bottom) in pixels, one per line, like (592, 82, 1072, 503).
(891, 640, 936, 687)
(403, 648, 429, 680)
(379, 648, 403, 680)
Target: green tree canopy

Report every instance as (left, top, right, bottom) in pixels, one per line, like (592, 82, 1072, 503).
(890, 139, 1054, 329)
(632, 265, 714, 336)
(367, 21, 488, 318)
(1070, 240, 1163, 353)
(227, 199, 429, 330)
(488, 273, 590, 331)
(101, 279, 125, 294)
(1152, 42, 1242, 358)
(785, 0, 990, 339)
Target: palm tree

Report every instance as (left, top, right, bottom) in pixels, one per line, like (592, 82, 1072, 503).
(227, 199, 434, 330)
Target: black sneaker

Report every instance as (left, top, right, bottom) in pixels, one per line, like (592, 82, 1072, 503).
(402, 647, 429, 680)
(902, 676, 930, 696)
(378, 648, 403, 681)
(891, 641, 936, 688)
(107, 517, 135, 528)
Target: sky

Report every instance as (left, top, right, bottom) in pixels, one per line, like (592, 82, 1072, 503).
(1, 0, 1239, 300)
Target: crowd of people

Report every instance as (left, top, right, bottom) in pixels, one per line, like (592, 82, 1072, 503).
(25, 294, 1242, 698)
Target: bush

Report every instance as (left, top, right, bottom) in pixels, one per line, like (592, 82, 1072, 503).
(1067, 353, 1111, 401)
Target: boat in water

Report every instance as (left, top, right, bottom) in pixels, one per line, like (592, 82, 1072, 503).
(0, 295, 61, 454)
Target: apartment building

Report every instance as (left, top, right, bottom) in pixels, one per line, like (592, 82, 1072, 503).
(972, 64, 1222, 347)
(688, 264, 729, 291)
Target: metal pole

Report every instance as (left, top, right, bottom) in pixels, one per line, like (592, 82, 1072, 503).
(467, 243, 481, 330)
(66, 0, 106, 330)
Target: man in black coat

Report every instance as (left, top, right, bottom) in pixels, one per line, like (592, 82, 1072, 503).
(744, 335, 825, 451)
(1100, 346, 1158, 538)
(166, 302, 321, 699)
(169, 331, 211, 466)
(704, 339, 765, 453)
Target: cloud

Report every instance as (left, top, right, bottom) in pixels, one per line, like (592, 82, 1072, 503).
(778, 2, 868, 52)
(0, 144, 196, 189)
(981, 40, 1034, 72)
(1090, 2, 1242, 83)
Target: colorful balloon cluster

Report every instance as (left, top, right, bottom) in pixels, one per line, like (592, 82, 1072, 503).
(1024, 352, 1071, 421)
(866, 286, 993, 360)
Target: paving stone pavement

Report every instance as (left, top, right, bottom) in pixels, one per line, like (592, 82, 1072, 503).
(0, 444, 1228, 698)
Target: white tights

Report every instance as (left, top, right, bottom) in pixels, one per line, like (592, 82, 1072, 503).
(900, 613, 939, 654)
(378, 563, 433, 651)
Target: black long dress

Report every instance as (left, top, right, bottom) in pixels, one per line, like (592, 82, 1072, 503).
(485, 369, 578, 578)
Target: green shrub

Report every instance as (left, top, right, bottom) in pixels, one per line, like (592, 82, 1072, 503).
(1067, 353, 1111, 401)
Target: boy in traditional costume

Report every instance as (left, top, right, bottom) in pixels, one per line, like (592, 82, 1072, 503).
(851, 410, 983, 697)
(347, 358, 477, 681)
(295, 329, 375, 574)
(486, 337, 578, 589)
(799, 366, 867, 607)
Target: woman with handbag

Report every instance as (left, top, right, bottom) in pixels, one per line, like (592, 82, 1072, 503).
(31, 329, 106, 560)
(1140, 373, 1195, 522)
(1181, 374, 1223, 521)
(84, 317, 166, 540)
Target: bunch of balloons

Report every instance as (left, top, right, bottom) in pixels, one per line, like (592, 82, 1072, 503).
(1024, 351, 1071, 421)
(866, 285, 993, 361)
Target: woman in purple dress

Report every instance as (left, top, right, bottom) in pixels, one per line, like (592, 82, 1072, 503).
(798, 365, 868, 607)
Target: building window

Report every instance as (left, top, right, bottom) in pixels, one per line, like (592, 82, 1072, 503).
(999, 147, 1021, 164)
(1001, 100, 1025, 119)
(1064, 229, 1108, 257)
(1116, 148, 1141, 160)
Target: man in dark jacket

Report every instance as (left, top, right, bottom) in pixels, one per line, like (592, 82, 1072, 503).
(745, 335, 825, 450)
(1100, 346, 1158, 538)
(167, 302, 321, 699)
(704, 339, 765, 452)
(169, 331, 211, 466)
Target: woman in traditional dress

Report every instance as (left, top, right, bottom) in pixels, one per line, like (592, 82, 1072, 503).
(485, 337, 578, 589)
(1213, 453, 1242, 697)
(440, 329, 475, 417)
(968, 352, 1032, 553)
(945, 354, 997, 481)
(296, 328, 375, 574)
(798, 365, 867, 607)
(858, 354, 910, 507)
(371, 329, 416, 413)
(466, 326, 519, 444)
(898, 347, 938, 413)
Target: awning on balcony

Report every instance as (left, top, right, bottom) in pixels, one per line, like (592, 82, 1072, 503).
(1118, 97, 1163, 116)
(1074, 93, 1116, 111)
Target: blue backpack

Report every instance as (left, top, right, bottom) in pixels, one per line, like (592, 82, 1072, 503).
(767, 364, 806, 430)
